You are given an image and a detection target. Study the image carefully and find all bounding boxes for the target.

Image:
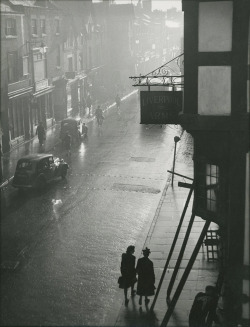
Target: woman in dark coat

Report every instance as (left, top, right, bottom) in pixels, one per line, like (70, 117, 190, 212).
(136, 247, 155, 306)
(120, 245, 137, 305)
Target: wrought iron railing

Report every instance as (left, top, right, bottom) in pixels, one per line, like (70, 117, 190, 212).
(129, 53, 184, 87)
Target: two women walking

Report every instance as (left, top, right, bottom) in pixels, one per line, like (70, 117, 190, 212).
(119, 246, 155, 306)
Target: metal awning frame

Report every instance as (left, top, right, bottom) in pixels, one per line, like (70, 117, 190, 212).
(130, 53, 184, 88)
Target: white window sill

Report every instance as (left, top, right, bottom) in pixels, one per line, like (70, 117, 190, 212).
(32, 34, 38, 38)
(42, 33, 47, 37)
(56, 66, 61, 70)
(5, 35, 17, 39)
(55, 33, 60, 36)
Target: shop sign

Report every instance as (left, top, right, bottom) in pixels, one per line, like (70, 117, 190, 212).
(35, 79, 48, 92)
(140, 91, 182, 124)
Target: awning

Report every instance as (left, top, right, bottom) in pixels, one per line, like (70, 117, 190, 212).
(33, 85, 55, 98)
(8, 87, 33, 99)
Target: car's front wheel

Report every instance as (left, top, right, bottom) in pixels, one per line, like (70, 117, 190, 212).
(36, 177, 46, 190)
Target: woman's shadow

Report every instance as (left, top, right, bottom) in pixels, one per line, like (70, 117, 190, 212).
(123, 296, 159, 327)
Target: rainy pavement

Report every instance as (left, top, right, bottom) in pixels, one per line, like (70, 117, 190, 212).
(0, 96, 183, 326)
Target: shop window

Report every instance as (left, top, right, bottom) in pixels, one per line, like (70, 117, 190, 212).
(31, 19, 37, 35)
(40, 19, 46, 35)
(56, 45, 61, 67)
(46, 94, 53, 119)
(23, 56, 29, 76)
(5, 18, 17, 36)
(9, 99, 24, 139)
(8, 51, 18, 83)
(55, 18, 60, 34)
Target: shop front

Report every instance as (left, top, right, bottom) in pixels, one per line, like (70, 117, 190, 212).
(32, 79, 55, 133)
(7, 80, 33, 149)
(65, 74, 80, 118)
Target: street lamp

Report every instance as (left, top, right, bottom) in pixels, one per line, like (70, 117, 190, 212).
(171, 135, 181, 187)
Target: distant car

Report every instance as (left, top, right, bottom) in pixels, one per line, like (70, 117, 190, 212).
(12, 154, 69, 190)
(60, 117, 82, 144)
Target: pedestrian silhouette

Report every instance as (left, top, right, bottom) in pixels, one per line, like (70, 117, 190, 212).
(81, 123, 88, 140)
(63, 131, 71, 157)
(136, 247, 156, 306)
(119, 245, 137, 306)
(36, 121, 46, 148)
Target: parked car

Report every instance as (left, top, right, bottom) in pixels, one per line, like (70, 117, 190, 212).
(12, 154, 69, 190)
(60, 117, 82, 144)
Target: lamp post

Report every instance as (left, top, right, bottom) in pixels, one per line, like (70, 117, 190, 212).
(171, 136, 181, 187)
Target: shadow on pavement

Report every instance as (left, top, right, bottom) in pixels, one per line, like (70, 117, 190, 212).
(121, 297, 160, 327)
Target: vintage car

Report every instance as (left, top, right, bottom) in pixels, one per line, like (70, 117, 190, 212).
(12, 154, 69, 190)
(60, 117, 82, 144)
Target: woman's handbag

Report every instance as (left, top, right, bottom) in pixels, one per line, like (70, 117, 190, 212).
(118, 276, 124, 289)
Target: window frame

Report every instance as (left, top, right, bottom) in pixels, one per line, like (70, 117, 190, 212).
(7, 51, 19, 83)
(31, 18, 38, 35)
(40, 18, 46, 35)
(5, 17, 17, 36)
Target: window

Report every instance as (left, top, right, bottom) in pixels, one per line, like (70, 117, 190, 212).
(8, 52, 18, 83)
(17, 160, 32, 171)
(31, 19, 37, 35)
(23, 56, 29, 76)
(55, 19, 60, 34)
(56, 45, 60, 66)
(5, 18, 17, 36)
(34, 52, 43, 61)
(206, 164, 219, 212)
(196, 162, 220, 217)
(40, 19, 46, 34)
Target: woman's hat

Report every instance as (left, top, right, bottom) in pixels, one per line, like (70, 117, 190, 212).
(142, 247, 151, 254)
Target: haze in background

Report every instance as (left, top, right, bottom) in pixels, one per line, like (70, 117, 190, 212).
(93, 0, 182, 12)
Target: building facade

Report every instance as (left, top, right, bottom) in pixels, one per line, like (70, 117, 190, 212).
(180, 0, 249, 325)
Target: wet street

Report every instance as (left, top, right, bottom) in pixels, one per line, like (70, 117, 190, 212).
(1, 96, 182, 326)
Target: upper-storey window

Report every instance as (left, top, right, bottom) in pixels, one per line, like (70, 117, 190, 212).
(55, 18, 60, 34)
(31, 19, 37, 35)
(5, 18, 17, 36)
(40, 19, 46, 34)
(8, 51, 19, 83)
(198, 1, 233, 52)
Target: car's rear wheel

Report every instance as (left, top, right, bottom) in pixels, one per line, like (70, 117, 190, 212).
(61, 168, 67, 179)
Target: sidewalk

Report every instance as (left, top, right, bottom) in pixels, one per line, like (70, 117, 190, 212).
(115, 131, 219, 327)
(0, 90, 137, 188)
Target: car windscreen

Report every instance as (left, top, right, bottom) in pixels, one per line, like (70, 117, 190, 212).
(17, 160, 33, 171)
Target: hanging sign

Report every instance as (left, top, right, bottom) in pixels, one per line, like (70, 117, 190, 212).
(140, 91, 182, 124)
